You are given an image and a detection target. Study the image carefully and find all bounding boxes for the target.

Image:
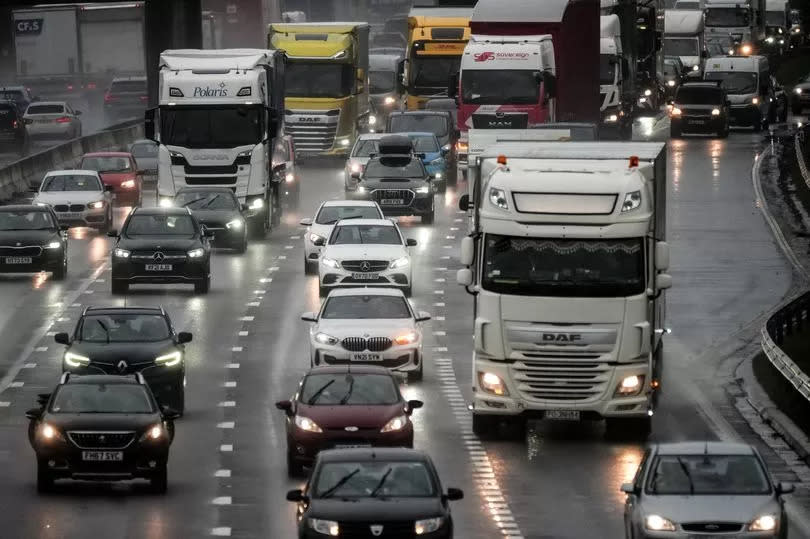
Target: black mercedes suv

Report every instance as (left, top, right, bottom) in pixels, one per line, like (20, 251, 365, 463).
(0, 205, 67, 279)
(55, 306, 192, 412)
(109, 206, 213, 294)
(26, 373, 179, 493)
(173, 187, 248, 253)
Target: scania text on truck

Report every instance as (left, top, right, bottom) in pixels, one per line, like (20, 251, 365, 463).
(664, 10, 707, 79)
(704, 0, 766, 55)
(269, 23, 371, 156)
(456, 141, 671, 438)
(145, 49, 285, 238)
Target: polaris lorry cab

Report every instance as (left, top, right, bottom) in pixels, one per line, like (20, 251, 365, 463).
(703, 55, 774, 130)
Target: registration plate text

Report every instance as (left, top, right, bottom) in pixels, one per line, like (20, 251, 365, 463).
(351, 272, 379, 280)
(145, 264, 172, 271)
(380, 199, 404, 205)
(545, 410, 580, 421)
(82, 451, 123, 461)
(351, 353, 382, 362)
(5, 257, 31, 264)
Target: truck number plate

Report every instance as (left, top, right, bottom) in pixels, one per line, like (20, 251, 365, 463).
(82, 451, 123, 461)
(380, 199, 404, 205)
(5, 257, 31, 264)
(351, 353, 382, 362)
(145, 264, 172, 271)
(545, 410, 580, 421)
(351, 272, 379, 280)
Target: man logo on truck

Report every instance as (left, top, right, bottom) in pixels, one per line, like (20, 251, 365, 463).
(541, 333, 583, 343)
(474, 52, 496, 62)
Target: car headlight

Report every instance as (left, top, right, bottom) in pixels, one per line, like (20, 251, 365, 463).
(749, 515, 777, 531)
(667, 79, 676, 87)
(394, 331, 418, 345)
(338, 138, 350, 147)
(752, 96, 760, 105)
(314, 332, 339, 345)
(64, 351, 90, 367)
(638, 96, 648, 104)
(45, 241, 62, 249)
(384, 96, 396, 105)
(644, 88, 652, 96)
(39, 423, 65, 442)
(155, 351, 182, 367)
(605, 113, 619, 123)
(390, 256, 410, 269)
(188, 248, 205, 258)
(415, 516, 444, 535)
(381, 414, 409, 433)
(249, 197, 264, 209)
(780, 39, 785, 44)
(711, 108, 721, 116)
(691, 64, 700, 72)
(615, 375, 645, 396)
(357, 185, 366, 194)
(368, 115, 377, 126)
(766, 36, 775, 43)
(308, 518, 338, 536)
(159, 197, 174, 208)
(670, 106, 682, 116)
(434, 171, 442, 180)
(478, 371, 509, 396)
(796, 87, 803, 94)
(285, 172, 295, 183)
(113, 248, 131, 258)
(321, 257, 340, 269)
(295, 415, 323, 433)
(349, 161, 362, 173)
(645, 515, 676, 532)
(489, 188, 508, 209)
(34, 201, 48, 207)
(415, 185, 430, 194)
(139, 423, 165, 442)
(121, 179, 136, 189)
(456, 141, 468, 152)
(88, 201, 104, 209)
(226, 219, 244, 230)
(621, 190, 642, 212)
(741, 44, 752, 54)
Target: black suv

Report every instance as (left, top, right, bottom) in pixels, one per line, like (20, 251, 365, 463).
(174, 187, 248, 253)
(352, 135, 436, 223)
(0, 204, 67, 279)
(670, 82, 730, 138)
(104, 76, 147, 124)
(109, 206, 213, 294)
(0, 85, 36, 113)
(55, 306, 192, 412)
(26, 373, 179, 493)
(0, 100, 28, 155)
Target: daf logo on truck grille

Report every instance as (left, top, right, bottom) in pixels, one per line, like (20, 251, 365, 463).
(299, 117, 320, 122)
(541, 333, 583, 343)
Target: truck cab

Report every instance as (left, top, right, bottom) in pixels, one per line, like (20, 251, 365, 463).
(704, 0, 766, 55)
(368, 53, 402, 125)
(703, 55, 774, 130)
(664, 10, 707, 79)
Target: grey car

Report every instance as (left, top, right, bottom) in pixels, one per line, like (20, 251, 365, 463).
(129, 139, 158, 176)
(622, 442, 792, 539)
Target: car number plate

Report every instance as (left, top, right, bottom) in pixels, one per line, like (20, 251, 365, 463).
(35, 119, 51, 124)
(82, 451, 123, 461)
(58, 212, 82, 219)
(5, 257, 31, 264)
(351, 353, 382, 362)
(335, 443, 372, 449)
(145, 264, 172, 271)
(687, 119, 706, 125)
(351, 272, 379, 280)
(380, 198, 404, 205)
(545, 410, 580, 421)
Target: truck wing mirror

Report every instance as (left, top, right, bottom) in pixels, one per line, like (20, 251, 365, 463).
(460, 236, 474, 266)
(655, 273, 672, 291)
(448, 72, 459, 99)
(144, 108, 157, 141)
(542, 71, 557, 99)
(655, 241, 670, 271)
(458, 193, 470, 212)
(457, 268, 473, 286)
(266, 107, 279, 138)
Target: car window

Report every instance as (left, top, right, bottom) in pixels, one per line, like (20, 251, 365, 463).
(0, 210, 55, 231)
(315, 205, 383, 224)
(81, 156, 133, 173)
(110, 80, 147, 93)
(27, 104, 64, 115)
(646, 454, 770, 495)
(50, 384, 154, 414)
(321, 295, 412, 319)
(352, 139, 381, 157)
(408, 135, 440, 153)
(330, 224, 402, 245)
(675, 87, 723, 104)
(125, 214, 196, 236)
(175, 191, 239, 210)
(300, 373, 400, 405)
(80, 314, 170, 342)
(41, 175, 101, 192)
(313, 461, 437, 498)
(365, 157, 425, 179)
(131, 142, 158, 158)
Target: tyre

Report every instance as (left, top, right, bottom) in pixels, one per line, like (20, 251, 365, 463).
(52, 258, 67, 281)
(471, 414, 499, 439)
(421, 209, 434, 224)
(150, 465, 168, 494)
(36, 460, 54, 493)
(604, 417, 652, 441)
(111, 280, 129, 295)
(287, 450, 305, 478)
(248, 214, 267, 239)
(235, 236, 247, 254)
(304, 257, 316, 275)
(194, 276, 210, 294)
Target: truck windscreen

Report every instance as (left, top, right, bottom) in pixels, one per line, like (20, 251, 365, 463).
(766, 12, 785, 26)
(160, 106, 263, 149)
(481, 235, 645, 298)
(411, 56, 460, 90)
(599, 56, 616, 85)
(462, 70, 540, 105)
(285, 62, 354, 98)
(664, 37, 700, 57)
(705, 8, 750, 27)
(369, 70, 396, 93)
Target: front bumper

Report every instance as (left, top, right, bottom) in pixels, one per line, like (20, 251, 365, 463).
(311, 342, 421, 372)
(53, 205, 107, 228)
(319, 263, 411, 291)
(287, 424, 414, 464)
(639, 528, 778, 539)
(671, 115, 726, 134)
(729, 104, 762, 127)
(111, 257, 209, 284)
(34, 439, 169, 480)
(0, 248, 64, 273)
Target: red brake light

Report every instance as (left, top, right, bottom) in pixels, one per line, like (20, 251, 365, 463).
(104, 93, 116, 103)
(86, 82, 96, 90)
(55, 116, 71, 123)
(139, 95, 148, 102)
(12, 120, 17, 128)
(66, 84, 74, 91)
(629, 156, 640, 168)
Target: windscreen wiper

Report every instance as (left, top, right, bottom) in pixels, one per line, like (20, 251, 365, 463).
(97, 319, 110, 344)
(339, 375, 355, 405)
(369, 467, 393, 497)
(676, 457, 696, 495)
(321, 468, 361, 498)
(307, 379, 335, 405)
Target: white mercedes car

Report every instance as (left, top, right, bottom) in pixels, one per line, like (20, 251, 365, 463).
(318, 218, 416, 296)
(33, 170, 113, 230)
(301, 288, 431, 380)
(300, 200, 385, 274)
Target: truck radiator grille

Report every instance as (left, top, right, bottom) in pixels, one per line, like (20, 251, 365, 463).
(184, 176, 237, 185)
(285, 110, 340, 153)
(512, 360, 611, 402)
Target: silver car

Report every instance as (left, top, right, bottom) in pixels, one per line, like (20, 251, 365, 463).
(622, 442, 792, 539)
(344, 133, 385, 192)
(129, 139, 158, 175)
(24, 101, 82, 140)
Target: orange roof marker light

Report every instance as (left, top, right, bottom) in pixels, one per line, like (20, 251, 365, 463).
(629, 156, 640, 168)
(497, 155, 507, 165)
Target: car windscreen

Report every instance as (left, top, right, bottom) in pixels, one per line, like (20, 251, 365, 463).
(81, 156, 132, 173)
(130, 142, 157, 158)
(160, 105, 263, 148)
(50, 384, 154, 414)
(41, 175, 101, 192)
(125, 214, 196, 236)
(364, 158, 425, 179)
(315, 205, 382, 224)
(285, 62, 354, 98)
(352, 139, 381, 157)
(175, 191, 239, 210)
(27, 104, 64, 115)
(462, 69, 541, 105)
(704, 71, 758, 94)
(664, 37, 700, 57)
(766, 13, 786, 26)
(330, 224, 402, 245)
(675, 87, 723, 104)
(301, 373, 400, 405)
(389, 114, 448, 137)
(407, 135, 439, 153)
(0, 103, 18, 116)
(79, 313, 170, 342)
(0, 91, 24, 104)
(646, 455, 770, 495)
(370, 70, 396, 93)
(322, 295, 411, 319)
(314, 461, 437, 498)
(0, 210, 55, 231)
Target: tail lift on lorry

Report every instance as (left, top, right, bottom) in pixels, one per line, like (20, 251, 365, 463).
(145, 49, 285, 238)
(456, 141, 671, 438)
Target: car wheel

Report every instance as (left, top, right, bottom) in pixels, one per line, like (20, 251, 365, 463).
(111, 280, 129, 295)
(52, 258, 67, 281)
(421, 209, 434, 224)
(604, 417, 652, 441)
(195, 276, 211, 294)
(407, 361, 423, 382)
(37, 460, 54, 493)
(235, 236, 247, 254)
(150, 465, 168, 494)
(304, 257, 316, 275)
(472, 414, 499, 439)
(287, 450, 305, 478)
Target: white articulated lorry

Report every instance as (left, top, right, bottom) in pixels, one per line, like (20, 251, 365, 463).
(145, 49, 285, 238)
(457, 141, 671, 438)
(664, 10, 707, 78)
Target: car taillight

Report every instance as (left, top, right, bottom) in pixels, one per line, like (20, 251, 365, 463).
(86, 82, 96, 90)
(104, 93, 116, 103)
(140, 95, 148, 102)
(55, 116, 71, 123)
(66, 84, 74, 91)
(12, 120, 17, 129)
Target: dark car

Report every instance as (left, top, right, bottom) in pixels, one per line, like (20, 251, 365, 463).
(0, 205, 67, 279)
(0, 85, 36, 113)
(109, 206, 213, 294)
(663, 58, 686, 101)
(55, 306, 192, 412)
(174, 187, 247, 253)
(287, 448, 463, 539)
(669, 82, 730, 138)
(25, 373, 179, 493)
(387, 111, 458, 184)
(353, 135, 436, 223)
(104, 76, 147, 124)
(0, 100, 28, 155)
(792, 72, 810, 115)
(276, 365, 423, 476)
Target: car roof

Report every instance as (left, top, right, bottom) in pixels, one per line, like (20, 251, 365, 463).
(82, 151, 132, 158)
(44, 169, 99, 177)
(334, 218, 395, 227)
(306, 364, 394, 376)
(654, 442, 756, 456)
(0, 204, 50, 212)
(326, 287, 406, 298)
(356, 133, 386, 142)
(317, 447, 430, 463)
(27, 101, 66, 106)
(322, 200, 379, 208)
(132, 206, 191, 216)
(83, 306, 164, 316)
(64, 374, 142, 385)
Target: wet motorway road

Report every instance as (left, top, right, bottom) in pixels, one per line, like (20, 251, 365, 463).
(0, 127, 803, 538)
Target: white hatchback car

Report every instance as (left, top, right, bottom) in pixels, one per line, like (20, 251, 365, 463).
(33, 170, 112, 230)
(300, 200, 384, 274)
(301, 288, 431, 380)
(24, 101, 82, 140)
(318, 219, 416, 296)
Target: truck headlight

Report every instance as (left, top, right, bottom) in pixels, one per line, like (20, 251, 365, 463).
(285, 172, 295, 183)
(489, 188, 508, 210)
(295, 415, 323, 433)
(314, 332, 339, 345)
(667, 79, 676, 87)
(615, 375, 645, 396)
(368, 115, 377, 126)
(308, 518, 338, 536)
(187, 248, 205, 258)
(415, 517, 444, 535)
(478, 371, 509, 396)
(692, 64, 700, 72)
(605, 113, 619, 123)
(249, 198, 264, 209)
(226, 219, 244, 230)
(155, 351, 182, 367)
(621, 190, 642, 212)
(381, 414, 408, 432)
(384, 96, 396, 105)
(389, 256, 410, 269)
(740, 44, 752, 55)
(645, 515, 676, 531)
(64, 351, 90, 367)
(113, 248, 130, 258)
(766, 36, 775, 43)
(159, 197, 174, 208)
(796, 87, 803, 94)
(711, 108, 721, 116)
(749, 515, 777, 531)
(670, 107, 682, 116)
(752, 96, 760, 105)
(321, 257, 340, 269)
(644, 88, 652, 96)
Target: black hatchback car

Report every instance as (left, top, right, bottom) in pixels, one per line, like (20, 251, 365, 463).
(353, 135, 436, 223)
(26, 373, 179, 493)
(55, 306, 192, 412)
(0, 205, 67, 279)
(669, 82, 730, 138)
(109, 206, 213, 294)
(174, 187, 248, 253)
(0, 100, 28, 155)
(287, 447, 463, 538)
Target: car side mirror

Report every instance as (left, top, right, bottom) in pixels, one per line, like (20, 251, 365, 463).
(177, 331, 192, 344)
(144, 108, 157, 141)
(458, 194, 470, 212)
(276, 400, 294, 415)
(54, 332, 70, 345)
(542, 70, 557, 99)
(59, 224, 69, 232)
(460, 236, 474, 266)
(444, 487, 464, 501)
(415, 311, 431, 322)
(313, 237, 325, 247)
(287, 489, 307, 502)
(457, 268, 473, 287)
(655, 273, 673, 291)
(777, 482, 795, 495)
(655, 241, 670, 271)
(299, 218, 313, 226)
(204, 228, 215, 238)
(104, 185, 114, 192)
(75, 110, 82, 116)
(620, 482, 637, 494)
(406, 238, 417, 247)
(25, 408, 42, 420)
(161, 405, 181, 420)
(36, 393, 51, 406)
(107, 229, 118, 237)
(407, 399, 424, 413)
(301, 312, 318, 322)
(441, 144, 450, 156)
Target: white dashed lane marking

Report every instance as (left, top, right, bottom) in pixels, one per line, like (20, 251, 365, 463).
(215, 469, 231, 478)
(211, 527, 231, 537)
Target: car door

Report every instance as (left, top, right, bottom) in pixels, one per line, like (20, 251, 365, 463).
(625, 448, 651, 537)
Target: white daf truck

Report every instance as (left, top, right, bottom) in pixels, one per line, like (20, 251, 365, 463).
(145, 49, 286, 237)
(457, 141, 671, 438)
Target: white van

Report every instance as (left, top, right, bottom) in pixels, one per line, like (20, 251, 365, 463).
(703, 55, 774, 130)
